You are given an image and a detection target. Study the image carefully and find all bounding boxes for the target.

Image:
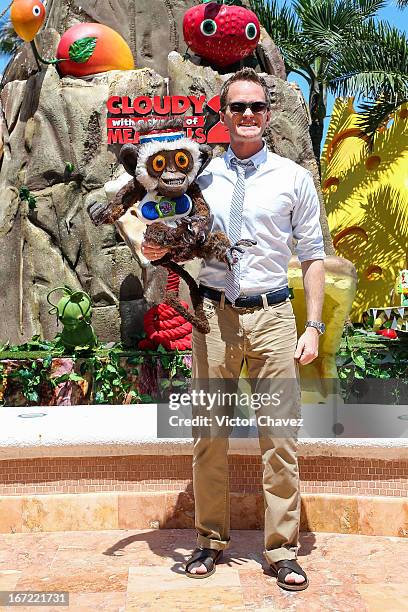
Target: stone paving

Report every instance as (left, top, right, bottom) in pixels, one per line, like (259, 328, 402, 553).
(0, 529, 408, 611)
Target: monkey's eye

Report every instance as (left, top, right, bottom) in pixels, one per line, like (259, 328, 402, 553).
(152, 155, 166, 172)
(175, 152, 189, 169)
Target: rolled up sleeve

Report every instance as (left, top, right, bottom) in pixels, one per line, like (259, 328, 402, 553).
(292, 169, 326, 262)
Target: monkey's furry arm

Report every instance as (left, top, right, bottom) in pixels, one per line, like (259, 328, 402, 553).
(88, 178, 146, 226)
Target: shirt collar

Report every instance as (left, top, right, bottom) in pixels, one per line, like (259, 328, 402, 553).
(225, 141, 267, 170)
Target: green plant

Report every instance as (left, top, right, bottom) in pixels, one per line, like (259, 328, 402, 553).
(19, 186, 37, 210)
(156, 345, 192, 378)
(0, 334, 194, 406)
(80, 352, 140, 404)
(337, 333, 408, 402)
(65, 162, 75, 173)
(8, 355, 53, 404)
(0, 18, 22, 57)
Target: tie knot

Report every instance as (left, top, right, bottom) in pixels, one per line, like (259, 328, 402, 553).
(231, 157, 254, 173)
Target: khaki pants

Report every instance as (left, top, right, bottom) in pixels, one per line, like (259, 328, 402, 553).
(192, 296, 301, 563)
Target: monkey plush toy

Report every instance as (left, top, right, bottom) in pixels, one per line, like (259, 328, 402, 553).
(88, 117, 256, 333)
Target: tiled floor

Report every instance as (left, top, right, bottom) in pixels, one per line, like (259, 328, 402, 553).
(0, 529, 407, 611)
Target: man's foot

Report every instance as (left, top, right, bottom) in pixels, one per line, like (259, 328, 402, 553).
(283, 571, 306, 585)
(185, 548, 222, 579)
(270, 559, 309, 591)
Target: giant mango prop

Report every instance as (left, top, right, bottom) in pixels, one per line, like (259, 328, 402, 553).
(56, 23, 135, 77)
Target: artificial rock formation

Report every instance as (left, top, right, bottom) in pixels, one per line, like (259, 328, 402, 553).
(0, 8, 354, 359)
(0, 66, 166, 342)
(2, 0, 196, 85)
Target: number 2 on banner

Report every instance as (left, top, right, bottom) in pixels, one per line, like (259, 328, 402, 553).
(206, 96, 230, 144)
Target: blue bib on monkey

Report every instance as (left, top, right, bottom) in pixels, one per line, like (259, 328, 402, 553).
(136, 191, 193, 225)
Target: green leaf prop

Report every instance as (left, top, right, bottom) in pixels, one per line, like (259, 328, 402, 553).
(69, 37, 97, 64)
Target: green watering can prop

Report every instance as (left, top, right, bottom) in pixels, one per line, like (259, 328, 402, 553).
(47, 286, 98, 349)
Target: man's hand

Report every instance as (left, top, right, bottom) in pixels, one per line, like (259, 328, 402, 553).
(294, 327, 320, 365)
(141, 241, 170, 261)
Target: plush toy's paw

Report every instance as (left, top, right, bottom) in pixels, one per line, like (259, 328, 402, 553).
(87, 201, 111, 226)
(236, 239, 257, 248)
(226, 246, 245, 269)
(196, 229, 207, 245)
(226, 239, 257, 270)
(177, 215, 207, 244)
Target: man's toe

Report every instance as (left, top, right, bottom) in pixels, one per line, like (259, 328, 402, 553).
(188, 562, 207, 575)
(285, 572, 305, 584)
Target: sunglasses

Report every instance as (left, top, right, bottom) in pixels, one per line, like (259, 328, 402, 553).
(225, 101, 269, 114)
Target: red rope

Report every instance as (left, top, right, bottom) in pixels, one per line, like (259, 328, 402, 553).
(166, 269, 180, 293)
(138, 270, 192, 351)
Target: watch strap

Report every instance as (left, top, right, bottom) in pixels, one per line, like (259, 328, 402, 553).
(305, 320, 325, 335)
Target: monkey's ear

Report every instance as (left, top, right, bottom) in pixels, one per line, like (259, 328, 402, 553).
(119, 144, 140, 176)
(198, 144, 213, 175)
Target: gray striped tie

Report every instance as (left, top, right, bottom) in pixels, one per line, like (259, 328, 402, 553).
(225, 158, 253, 303)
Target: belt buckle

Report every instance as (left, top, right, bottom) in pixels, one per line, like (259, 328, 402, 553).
(231, 297, 250, 309)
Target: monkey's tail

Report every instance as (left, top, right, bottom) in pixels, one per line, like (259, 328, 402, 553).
(162, 261, 201, 310)
(162, 262, 210, 335)
(165, 291, 209, 335)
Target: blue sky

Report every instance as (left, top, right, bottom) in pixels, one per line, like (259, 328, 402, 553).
(0, 0, 406, 137)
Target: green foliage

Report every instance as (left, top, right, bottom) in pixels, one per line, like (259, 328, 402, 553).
(8, 356, 53, 404)
(65, 162, 75, 173)
(19, 187, 37, 211)
(0, 19, 22, 57)
(80, 352, 138, 404)
(155, 345, 192, 378)
(2, 335, 58, 354)
(337, 333, 408, 402)
(0, 334, 193, 406)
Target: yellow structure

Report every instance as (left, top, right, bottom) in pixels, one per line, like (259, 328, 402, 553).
(322, 99, 408, 321)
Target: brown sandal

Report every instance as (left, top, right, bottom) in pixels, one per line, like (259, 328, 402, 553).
(270, 559, 309, 591)
(185, 548, 223, 579)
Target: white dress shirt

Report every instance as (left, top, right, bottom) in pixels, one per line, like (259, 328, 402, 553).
(196, 142, 326, 296)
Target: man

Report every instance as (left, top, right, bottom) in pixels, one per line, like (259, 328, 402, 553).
(142, 68, 325, 591)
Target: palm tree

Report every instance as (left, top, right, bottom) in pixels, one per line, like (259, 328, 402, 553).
(0, 18, 22, 57)
(250, 0, 408, 168)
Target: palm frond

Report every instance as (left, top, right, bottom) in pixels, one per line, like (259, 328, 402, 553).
(249, 0, 312, 75)
(0, 20, 22, 56)
(329, 23, 408, 100)
(356, 98, 407, 142)
(351, 0, 388, 18)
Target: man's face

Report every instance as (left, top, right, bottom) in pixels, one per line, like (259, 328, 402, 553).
(220, 80, 271, 144)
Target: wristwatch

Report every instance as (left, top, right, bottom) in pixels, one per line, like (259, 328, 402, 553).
(305, 320, 326, 335)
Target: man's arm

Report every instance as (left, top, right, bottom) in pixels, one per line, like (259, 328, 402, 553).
(294, 259, 325, 365)
(291, 169, 326, 365)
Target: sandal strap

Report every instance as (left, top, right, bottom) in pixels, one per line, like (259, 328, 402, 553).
(185, 548, 221, 572)
(272, 559, 307, 581)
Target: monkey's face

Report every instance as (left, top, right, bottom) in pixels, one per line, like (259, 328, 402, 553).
(147, 149, 194, 197)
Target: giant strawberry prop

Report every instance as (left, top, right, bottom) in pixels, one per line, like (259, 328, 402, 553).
(183, 0, 260, 68)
